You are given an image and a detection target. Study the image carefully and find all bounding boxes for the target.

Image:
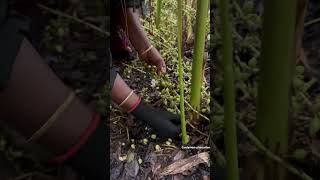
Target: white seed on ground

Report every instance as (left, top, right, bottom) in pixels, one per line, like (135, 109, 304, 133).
(155, 144, 161, 151)
(131, 144, 136, 149)
(143, 138, 148, 145)
(138, 158, 143, 164)
(151, 134, 157, 139)
(119, 155, 127, 161)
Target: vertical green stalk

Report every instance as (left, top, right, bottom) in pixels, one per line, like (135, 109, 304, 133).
(156, 0, 162, 29)
(218, 0, 239, 179)
(190, 0, 209, 115)
(252, 0, 297, 179)
(186, 0, 194, 42)
(177, 0, 188, 144)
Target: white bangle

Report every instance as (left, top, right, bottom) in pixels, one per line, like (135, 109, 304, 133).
(119, 90, 134, 107)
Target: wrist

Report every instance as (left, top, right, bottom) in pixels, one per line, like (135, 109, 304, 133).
(127, 97, 141, 113)
(120, 91, 140, 112)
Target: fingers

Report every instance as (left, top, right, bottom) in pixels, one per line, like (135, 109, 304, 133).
(156, 60, 166, 75)
(168, 113, 181, 125)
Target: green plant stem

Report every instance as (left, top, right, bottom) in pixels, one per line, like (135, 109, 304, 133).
(252, 0, 297, 179)
(190, 0, 209, 114)
(156, 0, 162, 29)
(177, 0, 188, 145)
(218, 0, 240, 179)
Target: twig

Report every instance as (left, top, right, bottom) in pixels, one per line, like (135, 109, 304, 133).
(237, 121, 314, 180)
(305, 17, 320, 27)
(126, 127, 130, 141)
(12, 172, 34, 180)
(185, 99, 210, 121)
(172, 89, 210, 121)
(299, 92, 312, 107)
(187, 120, 208, 137)
(233, 1, 244, 18)
(36, 3, 109, 37)
(172, 104, 208, 137)
(122, 63, 147, 74)
(162, 144, 179, 149)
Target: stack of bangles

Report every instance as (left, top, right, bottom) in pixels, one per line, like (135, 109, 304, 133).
(118, 90, 141, 113)
(138, 45, 153, 60)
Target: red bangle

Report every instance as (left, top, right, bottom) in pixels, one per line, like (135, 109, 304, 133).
(50, 113, 101, 164)
(127, 98, 141, 113)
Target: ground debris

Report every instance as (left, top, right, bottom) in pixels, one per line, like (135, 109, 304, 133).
(157, 152, 209, 177)
(122, 152, 140, 179)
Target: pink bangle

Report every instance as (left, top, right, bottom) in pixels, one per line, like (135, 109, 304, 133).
(127, 98, 141, 113)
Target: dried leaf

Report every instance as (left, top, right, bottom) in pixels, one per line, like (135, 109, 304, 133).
(158, 152, 209, 176)
(173, 150, 185, 161)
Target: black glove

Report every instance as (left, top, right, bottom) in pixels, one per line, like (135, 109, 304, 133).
(131, 101, 181, 138)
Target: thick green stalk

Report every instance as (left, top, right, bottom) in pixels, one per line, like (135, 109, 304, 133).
(218, 0, 239, 180)
(177, 0, 188, 144)
(252, 0, 297, 179)
(156, 0, 162, 29)
(190, 0, 209, 115)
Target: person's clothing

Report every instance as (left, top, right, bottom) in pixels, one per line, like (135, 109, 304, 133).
(0, 0, 30, 91)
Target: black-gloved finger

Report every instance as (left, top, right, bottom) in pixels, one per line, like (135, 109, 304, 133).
(158, 119, 180, 138)
(167, 113, 181, 126)
(131, 101, 181, 138)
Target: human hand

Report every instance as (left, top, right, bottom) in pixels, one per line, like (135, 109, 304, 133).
(140, 47, 166, 75)
(131, 101, 180, 138)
